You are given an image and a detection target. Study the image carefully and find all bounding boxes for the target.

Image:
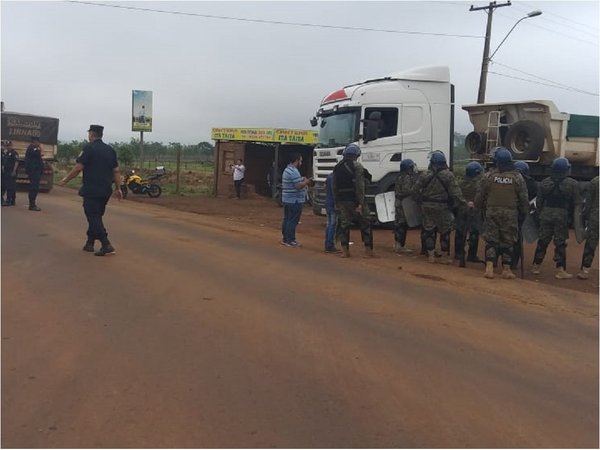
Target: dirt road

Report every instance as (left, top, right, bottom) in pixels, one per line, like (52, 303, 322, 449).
(2, 189, 598, 448)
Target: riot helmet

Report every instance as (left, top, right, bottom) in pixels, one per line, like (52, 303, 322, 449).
(342, 143, 361, 160)
(493, 147, 512, 164)
(465, 161, 483, 178)
(514, 161, 530, 176)
(400, 159, 415, 172)
(551, 157, 571, 174)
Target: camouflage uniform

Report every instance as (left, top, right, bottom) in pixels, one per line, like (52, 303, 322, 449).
(475, 169, 529, 266)
(412, 167, 465, 259)
(581, 176, 599, 270)
(333, 159, 373, 253)
(394, 171, 419, 248)
(511, 175, 538, 269)
(533, 175, 581, 270)
(455, 173, 483, 261)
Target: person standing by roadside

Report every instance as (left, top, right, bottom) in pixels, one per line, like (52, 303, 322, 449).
(58, 125, 122, 256)
(531, 157, 582, 279)
(25, 136, 44, 211)
(578, 175, 598, 279)
(475, 148, 529, 280)
(332, 144, 374, 258)
(2, 141, 18, 206)
(231, 159, 245, 199)
(281, 153, 313, 247)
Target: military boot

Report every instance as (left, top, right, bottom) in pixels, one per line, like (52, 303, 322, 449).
(577, 267, 590, 280)
(29, 204, 41, 211)
(531, 263, 541, 275)
(555, 267, 573, 280)
(427, 250, 436, 264)
(83, 240, 95, 252)
(484, 261, 495, 279)
(340, 246, 350, 258)
(95, 241, 116, 256)
(395, 245, 413, 255)
(501, 265, 516, 279)
(437, 252, 453, 265)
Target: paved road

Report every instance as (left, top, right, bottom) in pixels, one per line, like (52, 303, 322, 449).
(2, 190, 598, 448)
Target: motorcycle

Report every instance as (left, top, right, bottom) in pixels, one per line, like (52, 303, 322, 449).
(120, 167, 165, 198)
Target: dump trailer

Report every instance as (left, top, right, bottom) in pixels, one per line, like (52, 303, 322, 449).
(462, 100, 599, 181)
(1, 111, 60, 192)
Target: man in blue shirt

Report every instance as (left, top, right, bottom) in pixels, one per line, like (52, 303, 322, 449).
(281, 153, 313, 247)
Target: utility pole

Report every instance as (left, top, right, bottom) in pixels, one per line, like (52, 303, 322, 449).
(470, 1, 512, 104)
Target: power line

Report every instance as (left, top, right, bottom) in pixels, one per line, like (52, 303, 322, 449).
(488, 71, 599, 96)
(510, 4, 599, 38)
(519, 1, 600, 33)
(65, 1, 484, 38)
(495, 10, 598, 46)
(490, 60, 599, 96)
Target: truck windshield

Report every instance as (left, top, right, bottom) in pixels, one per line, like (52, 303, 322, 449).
(317, 110, 359, 148)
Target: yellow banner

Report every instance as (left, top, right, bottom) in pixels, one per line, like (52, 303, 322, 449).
(212, 127, 318, 144)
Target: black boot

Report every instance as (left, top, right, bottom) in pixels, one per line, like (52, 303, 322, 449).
(95, 241, 116, 256)
(29, 204, 41, 211)
(83, 240, 95, 252)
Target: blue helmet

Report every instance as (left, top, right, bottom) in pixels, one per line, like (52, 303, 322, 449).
(400, 159, 415, 172)
(465, 161, 483, 178)
(493, 147, 512, 164)
(551, 157, 571, 173)
(342, 143, 361, 159)
(514, 161, 530, 176)
(430, 150, 447, 166)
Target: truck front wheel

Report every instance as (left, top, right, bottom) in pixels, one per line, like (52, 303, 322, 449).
(504, 120, 545, 160)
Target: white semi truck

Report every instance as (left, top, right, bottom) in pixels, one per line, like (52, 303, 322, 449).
(310, 65, 454, 216)
(310, 66, 599, 216)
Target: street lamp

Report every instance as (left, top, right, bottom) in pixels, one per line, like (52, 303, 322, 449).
(477, 9, 543, 103)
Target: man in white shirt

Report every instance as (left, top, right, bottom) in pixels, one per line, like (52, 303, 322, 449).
(231, 159, 246, 199)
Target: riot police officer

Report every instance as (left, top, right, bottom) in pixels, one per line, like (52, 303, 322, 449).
(511, 161, 537, 270)
(532, 157, 582, 279)
(393, 159, 419, 255)
(412, 150, 466, 264)
(475, 148, 529, 279)
(332, 143, 374, 258)
(25, 136, 44, 211)
(455, 161, 484, 263)
(2, 141, 18, 206)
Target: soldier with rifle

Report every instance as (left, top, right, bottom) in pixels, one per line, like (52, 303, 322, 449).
(577, 175, 598, 279)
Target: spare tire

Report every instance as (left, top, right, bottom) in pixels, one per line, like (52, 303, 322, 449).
(465, 131, 487, 155)
(504, 120, 545, 160)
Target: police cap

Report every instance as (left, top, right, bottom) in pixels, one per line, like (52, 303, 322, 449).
(88, 124, 104, 134)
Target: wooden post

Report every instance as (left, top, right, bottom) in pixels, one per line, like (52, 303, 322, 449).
(139, 131, 145, 170)
(175, 146, 181, 194)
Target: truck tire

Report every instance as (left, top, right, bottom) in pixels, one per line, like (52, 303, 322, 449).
(504, 120, 545, 160)
(465, 131, 487, 155)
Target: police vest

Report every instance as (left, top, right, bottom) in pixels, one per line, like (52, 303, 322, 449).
(333, 160, 356, 202)
(544, 178, 568, 209)
(487, 171, 520, 208)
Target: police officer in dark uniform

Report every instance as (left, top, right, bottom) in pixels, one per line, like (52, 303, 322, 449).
(2, 141, 19, 206)
(58, 125, 122, 256)
(25, 136, 44, 211)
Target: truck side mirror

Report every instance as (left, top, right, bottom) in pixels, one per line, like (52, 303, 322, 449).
(310, 117, 318, 127)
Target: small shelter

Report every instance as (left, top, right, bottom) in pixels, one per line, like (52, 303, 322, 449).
(211, 127, 317, 198)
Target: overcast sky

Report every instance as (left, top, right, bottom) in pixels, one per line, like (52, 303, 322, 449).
(1, 0, 598, 145)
